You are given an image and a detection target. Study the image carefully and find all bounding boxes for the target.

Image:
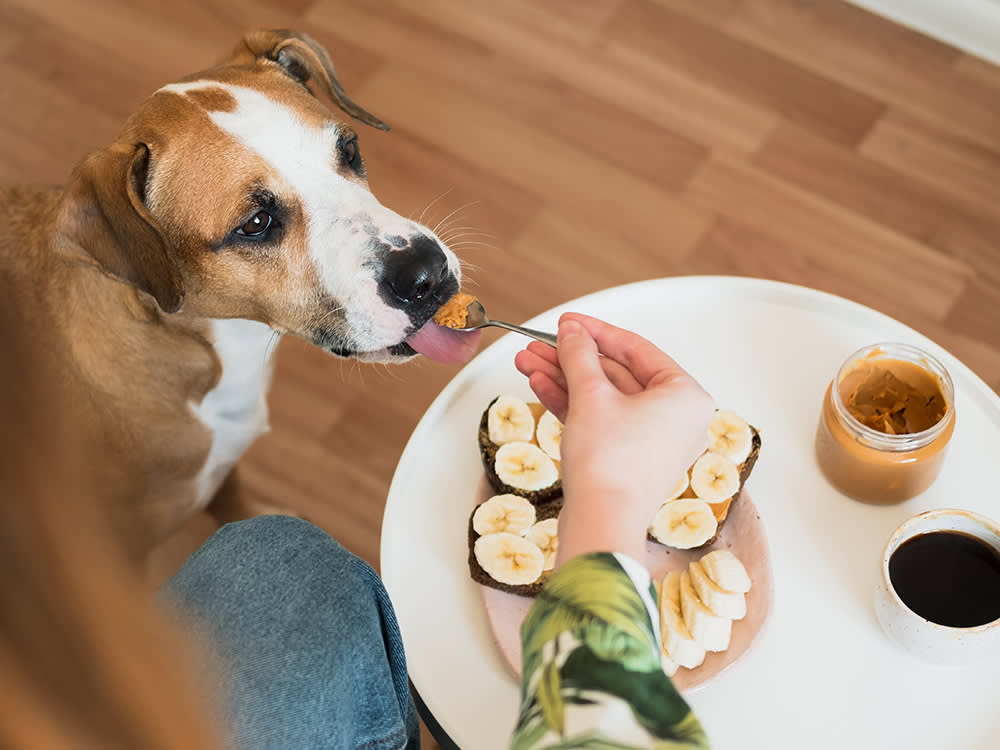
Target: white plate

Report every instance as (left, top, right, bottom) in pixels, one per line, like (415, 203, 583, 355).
(381, 276, 1000, 750)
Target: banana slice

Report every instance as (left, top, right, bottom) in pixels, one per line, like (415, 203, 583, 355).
(649, 498, 718, 549)
(689, 559, 746, 620)
(525, 518, 559, 571)
(472, 494, 537, 536)
(667, 471, 690, 501)
(494, 441, 559, 492)
(487, 395, 536, 445)
(659, 571, 706, 669)
(707, 410, 753, 465)
(535, 410, 563, 461)
(689, 451, 741, 502)
(473, 532, 545, 586)
(699, 549, 752, 594)
(679, 569, 732, 653)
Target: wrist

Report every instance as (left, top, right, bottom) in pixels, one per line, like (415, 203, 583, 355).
(554, 488, 653, 568)
(562, 482, 653, 531)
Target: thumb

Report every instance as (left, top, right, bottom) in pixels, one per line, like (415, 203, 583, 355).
(557, 319, 606, 395)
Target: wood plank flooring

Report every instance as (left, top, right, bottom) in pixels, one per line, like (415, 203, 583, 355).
(2, 1, 999, 746)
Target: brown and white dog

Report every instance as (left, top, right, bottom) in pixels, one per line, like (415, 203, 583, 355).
(0, 30, 480, 564)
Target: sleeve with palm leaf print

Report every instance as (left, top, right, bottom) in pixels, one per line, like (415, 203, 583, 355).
(511, 553, 709, 750)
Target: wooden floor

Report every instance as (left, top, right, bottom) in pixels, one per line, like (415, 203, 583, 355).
(3, 1, 1000, 746)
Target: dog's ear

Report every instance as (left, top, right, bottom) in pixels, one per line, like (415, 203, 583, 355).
(62, 143, 184, 314)
(232, 29, 389, 131)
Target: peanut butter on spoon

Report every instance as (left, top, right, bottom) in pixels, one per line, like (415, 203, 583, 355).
(434, 292, 478, 329)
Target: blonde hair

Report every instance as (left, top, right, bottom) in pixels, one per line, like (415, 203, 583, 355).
(0, 294, 221, 748)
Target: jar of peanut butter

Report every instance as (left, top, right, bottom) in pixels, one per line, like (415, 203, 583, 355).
(815, 342, 955, 505)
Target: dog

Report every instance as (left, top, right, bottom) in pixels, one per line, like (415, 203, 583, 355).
(0, 29, 480, 565)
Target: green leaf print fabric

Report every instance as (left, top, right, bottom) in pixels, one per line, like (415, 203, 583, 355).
(511, 553, 709, 750)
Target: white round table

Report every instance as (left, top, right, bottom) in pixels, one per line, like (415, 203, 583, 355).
(381, 277, 1000, 749)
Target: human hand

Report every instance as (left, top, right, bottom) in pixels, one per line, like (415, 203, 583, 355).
(514, 313, 715, 565)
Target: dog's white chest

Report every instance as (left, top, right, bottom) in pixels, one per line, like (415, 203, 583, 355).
(193, 318, 277, 505)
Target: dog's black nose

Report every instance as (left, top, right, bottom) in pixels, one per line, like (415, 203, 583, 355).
(382, 235, 449, 304)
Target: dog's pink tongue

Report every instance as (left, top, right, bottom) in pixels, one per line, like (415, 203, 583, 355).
(407, 320, 482, 365)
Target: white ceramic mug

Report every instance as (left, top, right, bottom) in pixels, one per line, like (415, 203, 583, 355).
(874, 508, 1000, 664)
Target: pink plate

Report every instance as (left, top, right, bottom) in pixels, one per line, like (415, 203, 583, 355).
(475, 477, 774, 693)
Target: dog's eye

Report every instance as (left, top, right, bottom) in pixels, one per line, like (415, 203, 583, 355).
(236, 210, 272, 238)
(339, 136, 361, 171)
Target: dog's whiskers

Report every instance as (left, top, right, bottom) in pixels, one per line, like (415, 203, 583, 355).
(439, 234, 499, 248)
(437, 229, 496, 245)
(314, 303, 346, 329)
(377, 361, 406, 383)
(438, 230, 497, 258)
(445, 234, 498, 244)
(335, 354, 362, 384)
(458, 258, 484, 273)
(447, 240, 503, 255)
(415, 188, 455, 227)
(431, 201, 480, 238)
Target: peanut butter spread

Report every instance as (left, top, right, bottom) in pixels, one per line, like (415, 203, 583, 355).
(839, 359, 947, 435)
(817, 348, 955, 505)
(434, 292, 477, 329)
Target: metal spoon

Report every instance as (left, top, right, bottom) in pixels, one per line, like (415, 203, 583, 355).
(456, 300, 558, 347)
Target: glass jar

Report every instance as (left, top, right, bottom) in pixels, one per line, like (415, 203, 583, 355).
(815, 342, 955, 505)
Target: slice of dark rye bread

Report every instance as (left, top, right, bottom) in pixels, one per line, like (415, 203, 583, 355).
(468, 497, 563, 598)
(478, 399, 563, 506)
(469, 425, 763, 596)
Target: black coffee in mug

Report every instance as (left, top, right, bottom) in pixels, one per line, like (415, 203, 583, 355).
(888, 530, 1000, 628)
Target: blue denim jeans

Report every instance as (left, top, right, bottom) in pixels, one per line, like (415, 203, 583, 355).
(159, 516, 421, 750)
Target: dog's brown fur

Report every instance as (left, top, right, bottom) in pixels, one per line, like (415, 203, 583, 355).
(0, 30, 393, 564)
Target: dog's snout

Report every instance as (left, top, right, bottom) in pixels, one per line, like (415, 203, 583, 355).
(382, 236, 449, 304)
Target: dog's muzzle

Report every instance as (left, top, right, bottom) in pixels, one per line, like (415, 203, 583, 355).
(367, 233, 481, 365)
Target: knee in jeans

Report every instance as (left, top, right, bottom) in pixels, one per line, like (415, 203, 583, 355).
(221, 515, 325, 546)
(212, 516, 376, 591)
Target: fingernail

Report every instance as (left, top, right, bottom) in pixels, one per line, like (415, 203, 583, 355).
(559, 320, 582, 341)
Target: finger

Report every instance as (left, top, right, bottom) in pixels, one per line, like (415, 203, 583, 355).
(556, 319, 608, 396)
(514, 349, 566, 391)
(524, 339, 560, 367)
(519, 338, 641, 395)
(559, 312, 688, 388)
(527, 372, 568, 423)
